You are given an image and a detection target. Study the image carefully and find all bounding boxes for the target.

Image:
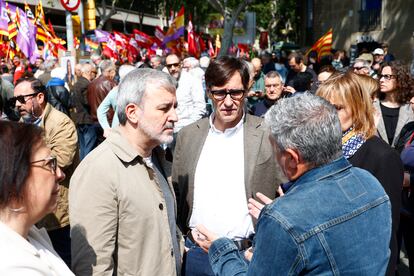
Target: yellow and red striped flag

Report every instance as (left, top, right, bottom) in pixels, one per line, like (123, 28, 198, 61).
(6, 3, 18, 40)
(307, 28, 332, 60)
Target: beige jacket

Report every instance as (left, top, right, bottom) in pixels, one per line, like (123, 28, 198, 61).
(37, 103, 78, 230)
(69, 128, 182, 276)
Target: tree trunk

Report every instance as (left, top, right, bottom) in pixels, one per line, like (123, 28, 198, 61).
(219, 14, 236, 57)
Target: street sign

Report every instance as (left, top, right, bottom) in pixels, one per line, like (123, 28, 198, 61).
(60, 0, 81, 12)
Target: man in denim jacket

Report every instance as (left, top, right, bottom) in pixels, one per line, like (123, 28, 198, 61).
(195, 93, 392, 275)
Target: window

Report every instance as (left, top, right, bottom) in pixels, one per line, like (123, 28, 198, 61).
(359, 0, 382, 31)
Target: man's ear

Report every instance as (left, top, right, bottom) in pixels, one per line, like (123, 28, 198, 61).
(124, 103, 140, 124)
(37, 92, 46, 105)
(283, 148, 300, 178)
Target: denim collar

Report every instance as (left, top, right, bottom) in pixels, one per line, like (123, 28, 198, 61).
(286, 156, 351, 193)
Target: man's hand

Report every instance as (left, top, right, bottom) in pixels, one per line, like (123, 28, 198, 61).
(283, 86, 296, 94)
(248, 192, 273, 219)
(194, 225, 219, 253)
(244, 247, 254, 261)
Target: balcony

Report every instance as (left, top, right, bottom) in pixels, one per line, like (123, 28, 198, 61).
(359, 9, 381, 32)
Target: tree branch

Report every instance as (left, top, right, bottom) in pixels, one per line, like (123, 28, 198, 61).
(207, 0, 225, 15)
(233, 0, 250, 19)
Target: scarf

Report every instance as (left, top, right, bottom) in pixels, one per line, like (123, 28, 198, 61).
(342, 128, 366, 159)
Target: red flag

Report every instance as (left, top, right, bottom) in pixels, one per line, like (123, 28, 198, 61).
(133, 29, 153, 48)
(198, 34, 206, 52)
(187, 20, 199, 58)
(154, 26, 165, 47)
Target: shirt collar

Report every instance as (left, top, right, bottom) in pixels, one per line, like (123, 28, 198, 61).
(209, 112, 245, 135)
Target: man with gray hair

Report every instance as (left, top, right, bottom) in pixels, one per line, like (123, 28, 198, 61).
(70, 68, 182, 276)
(195, 93, 392, 275)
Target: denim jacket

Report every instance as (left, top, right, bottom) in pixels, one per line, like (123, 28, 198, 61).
(209, 157, 392, 276)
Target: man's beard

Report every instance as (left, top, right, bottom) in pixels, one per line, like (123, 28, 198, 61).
(138, 117, 174, 145)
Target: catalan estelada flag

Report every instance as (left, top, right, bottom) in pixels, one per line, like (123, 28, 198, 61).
(162, 6, 184, 49)
(307, 28, 332, 60)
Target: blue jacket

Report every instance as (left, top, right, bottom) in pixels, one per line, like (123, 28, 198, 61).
(209, 157, 391, 276)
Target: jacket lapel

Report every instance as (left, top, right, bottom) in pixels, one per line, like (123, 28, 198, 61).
(374, 100, 388, 142)
(393, 104, 414, 145)
(188, 119, 210, 193)
(243, 115, 263, 198)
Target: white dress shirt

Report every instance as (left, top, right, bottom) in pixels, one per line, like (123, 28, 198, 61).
(0, 221, 74, 276)
(174, 71, 206, 133)
(189, 114, 254, 240)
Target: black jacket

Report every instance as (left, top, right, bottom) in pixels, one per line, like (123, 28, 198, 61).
(348, 136, 403, 276)
(70, 76, 93, 125)
(46, 78, 71, 117)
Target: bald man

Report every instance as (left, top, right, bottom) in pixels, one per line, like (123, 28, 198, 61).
(247, 57, 265, 110)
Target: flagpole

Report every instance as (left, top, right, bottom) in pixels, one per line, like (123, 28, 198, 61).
(65, 11, 75, 53)
(78, 0, 86, 54)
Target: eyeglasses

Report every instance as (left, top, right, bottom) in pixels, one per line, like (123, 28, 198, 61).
(31, 156, 57, 174)
(379, 74, 397, 81)
(9, 92, 40, 108)
(166, 63, 180, 69)
(209, 89, 246, 101)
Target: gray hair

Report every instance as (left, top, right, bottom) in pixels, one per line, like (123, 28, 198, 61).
(244, 61, 255, 81)
(264, 93, 342, 168)
(265, 71, 283, 82)
(117, 68, 177, 125)
(354, 58, 371, 68)
(183, 57, 200, 69)
(44, 59, 57, 71)
(100, 60, 116, 72)
(81, 63, 94, 74)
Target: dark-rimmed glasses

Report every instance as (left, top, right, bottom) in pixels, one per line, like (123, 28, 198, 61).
(379, 74, 397, 81)
(9, 92, 40, 108)
(31, 156, 57, 174)
(209, 89, 246, 101)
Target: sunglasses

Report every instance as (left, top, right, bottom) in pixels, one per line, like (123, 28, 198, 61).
(31, 156, 58, 174)
(353, 66, 366, 71)
(209, 89, 245, 101)
(166, 63, 180, 69)
(9, 92, 40, 108)
(379, 74, 396, 81)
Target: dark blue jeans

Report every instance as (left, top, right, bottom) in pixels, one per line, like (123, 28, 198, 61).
(77, 123, 99, 160)
(183, 238, 249, 276)
(183, 238, 215, 276)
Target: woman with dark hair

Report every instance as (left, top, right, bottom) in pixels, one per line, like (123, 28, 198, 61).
(0, 121, 73, 275)
(316, 71, 403, 276)
(375, 61, 414, 147)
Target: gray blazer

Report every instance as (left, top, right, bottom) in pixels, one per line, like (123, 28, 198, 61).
(374, 100, 414, 147)
(172, 114, 285, 233)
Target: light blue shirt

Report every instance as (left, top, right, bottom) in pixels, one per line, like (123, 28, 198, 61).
(97, 86, 119, 129)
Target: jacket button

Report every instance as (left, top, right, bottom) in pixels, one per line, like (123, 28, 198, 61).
(171, 249, 174, 256)
(159, 203, 164, 210)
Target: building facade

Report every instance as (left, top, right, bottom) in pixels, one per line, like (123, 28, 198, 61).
(299, 0, 414, 63)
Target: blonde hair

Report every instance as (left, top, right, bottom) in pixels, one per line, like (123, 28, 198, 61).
(354, 74, 380, 101)
(316, 72, 376, 138)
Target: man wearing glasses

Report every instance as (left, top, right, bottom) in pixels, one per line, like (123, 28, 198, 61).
(172, 56, 284, 276)
(165, 54, 206, 134)
(11, 77, 78, 267)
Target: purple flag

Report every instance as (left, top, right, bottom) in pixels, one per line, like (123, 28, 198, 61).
(16, 7, 38, 63)
(95, 29, 110, 43)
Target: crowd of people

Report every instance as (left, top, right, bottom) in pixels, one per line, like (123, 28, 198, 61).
(0, 42, 413, 276)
